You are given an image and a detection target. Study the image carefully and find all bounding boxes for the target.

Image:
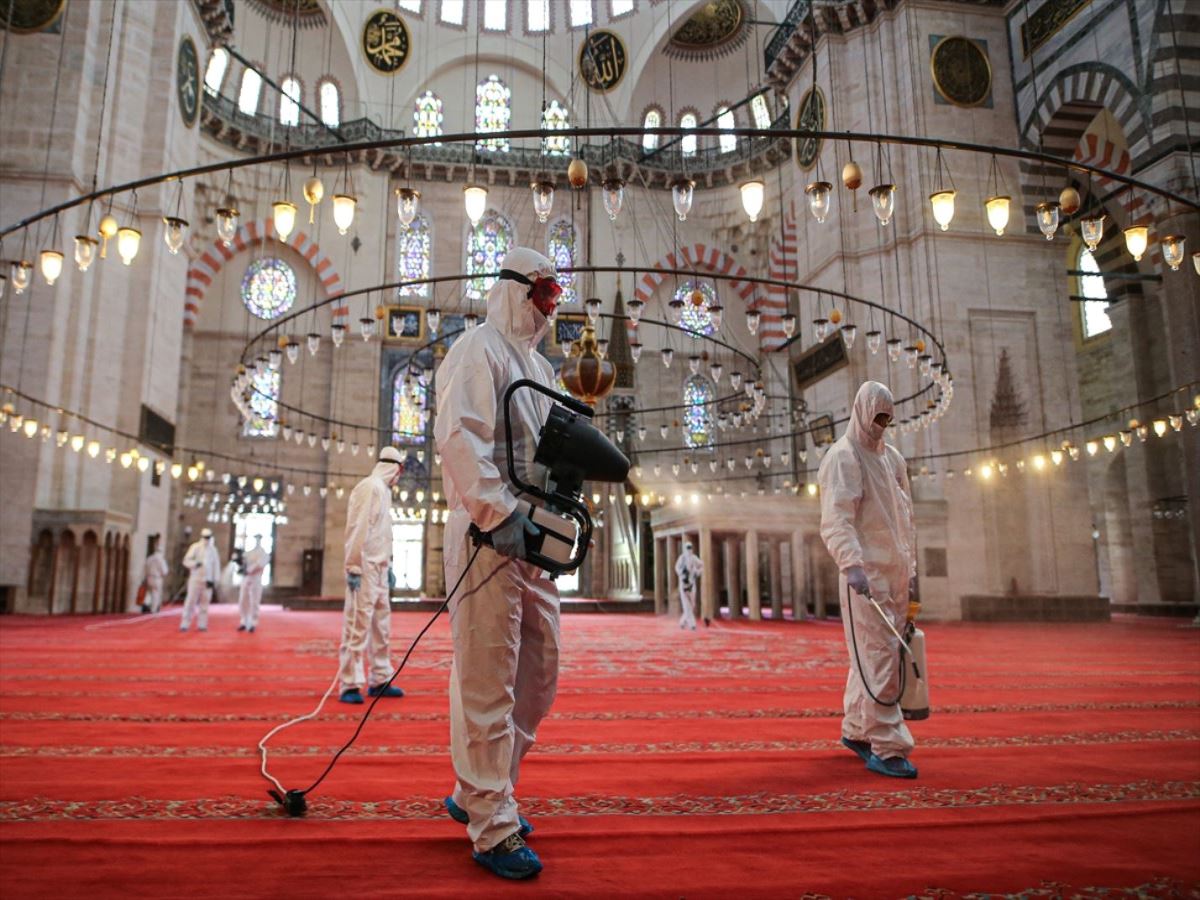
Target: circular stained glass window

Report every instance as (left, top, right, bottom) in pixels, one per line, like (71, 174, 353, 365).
(241, 258, 297, 320)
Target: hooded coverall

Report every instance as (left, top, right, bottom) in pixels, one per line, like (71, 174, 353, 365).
(675, 547, 704, 629)
(181, 538, 220, 631)
(817, 381, 917, 759)
(143, 551, 168, 613)
(239, 543, 269, 630)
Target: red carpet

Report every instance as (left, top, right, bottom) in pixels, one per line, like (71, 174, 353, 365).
(2, 606, 1199, 898)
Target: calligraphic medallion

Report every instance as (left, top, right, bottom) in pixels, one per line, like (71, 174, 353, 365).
(362, 8, 410, 75)
(0, 0, 65, 33)
(177, 35, 200, 128)
(930, 36, 991, 108)
(579, 29, 627, 93)
(794, 87, 825, 171)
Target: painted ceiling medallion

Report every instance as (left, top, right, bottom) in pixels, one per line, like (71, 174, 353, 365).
(665, 0, 749, 62)
(362, 8, 410, 75)
(931, 36, 992, 107)
(0, 0, 65, 33)
(245, 0, 327, 28)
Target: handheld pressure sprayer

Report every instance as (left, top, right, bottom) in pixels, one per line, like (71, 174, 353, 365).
(845, 584, 930, 720)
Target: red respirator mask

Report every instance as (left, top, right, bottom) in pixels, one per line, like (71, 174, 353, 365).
(499, 269, 563, 318)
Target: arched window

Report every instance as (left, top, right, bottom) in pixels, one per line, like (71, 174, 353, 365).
(547, 219, 578, 305)
(241, 258, 297, 320)
(1078, 246, 1111, 339)
(716, 106, 737, 153)
(683, 376, 715, 450)
(319, 80, 340, 127)
(466, 211, 513, 300)
(245, 367, 280, 438)
(397, 213, 432, 296)
(392, 366, 429, 445)
(204, 48, 228, 96)
(475, 75, 511, 152)
(680, 112, 697, 157)
(279, 76, 301, 126)
(440, 0, 464, 24)
(482, 0, 506, 30)
(527, 0, 550, 31)
(642, 107, 662, 151)
(542, 100, 570, 155)
(398, 0, 422, 11)
(751, 93, 772, 129)
(238, 68, 263, 115)
(610, 0, 635, 17)
(675, 281, 716, 336)
(569, 0, 593, 27)
(413, 90, 443, 139)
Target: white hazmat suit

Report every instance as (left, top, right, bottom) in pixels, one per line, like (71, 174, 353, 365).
(238, 540, 269, 631)
(434, 247, 561, 855)
(180, 532, 220, 631)
(339, 451, 403, 694)
(142, 549, 168, 613)
(817, 381, 917, 760)
(675, 544, 703, 630)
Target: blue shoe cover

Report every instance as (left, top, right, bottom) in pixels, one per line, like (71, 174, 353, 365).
(866, 753, 918, 779)
(841, 736, 872, 763)
(444, 796, 532, 837)
(338, 689, 364, 704)
(367, 683, 404, 698)
(472, 833, 542, 880)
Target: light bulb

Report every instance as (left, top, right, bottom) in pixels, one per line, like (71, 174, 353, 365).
(985, 195, 1010, 236)
(39, 250, 63, 285)
(602, 178, 624, 221)
(730, 371, 743, 391)
(136, 455, 150, 472)
(740, 180, 765, 223)
(1035, 202, 1060, 240)
(1161, 234, 1186, 271)
(745, 309, 761, 336)
(1152, 418, 1168, 438)
(887, 338, 903, 362)
(216, 207, 239, 245)
(463, 185, 488, 226)
(1103, 434, 1117, 453)
(116, 227, 141, 265)
(271, 200, 297, 241)
(268, 349, 282, 370)
(1080, 215, 1105, 252)
(119, 451, 133, 468)
(919, 354, 933, 376)
(331, 323, 346, 347)
(709, 361, 723, 383)
(162, 216, 188, 254)
(11, 259, 31, 294)
(286, 341, 300, 364)
(331, 195, 356, 235)
(425, 308, 440, 335)
(530, 180, 555, 223)
(629, 341, 643, 363)
(781, 313, 796, 338)
(661, 347, 674, 368)
(170, 462, 183, 479)
(97, 213, 118, 258)
(395, 187, 420, 226)
(1123, 225, 1149, 262)
(813, 318, 830, 342)
(806, 181, 832, 223)
(22, 417, 38, 438)
(869, 184, 896, 226)
(303, 176, 324, 222)
(359, 317, 375, 340)
(671, 177, 695, 221)
(626, 299, 644, 325)
(929, 189, 956, 231)
(1086, 440, 1099, 456)
(905, 345, 919, 368)
(87, 440, 100, 458)
(585, 298, 602, 324)
(841, 324, 858, 349)
(74, 235, 98, 271)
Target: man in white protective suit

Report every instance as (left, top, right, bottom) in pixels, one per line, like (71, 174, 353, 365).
(142, 536, 168, 614)
(237, 535, 269, 633)
(817, 381, 919, 779)
(338, 446, 406, 705)
(180, 528, 220, 632)
(675, 541, 704, 630)
(433, 246, 564, 881)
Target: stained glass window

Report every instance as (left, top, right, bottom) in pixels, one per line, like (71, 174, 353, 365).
(716, 106, 737, 153)
(1078, 247, 1111, 339)
(680, 112, 697, 156)
(280, 76, 301, 126)
(397, 214, 432, 297)
(413, 90, 443, 139)
(241, 258, 297, 320)
(466, 211, 513, 300)
(547, 219, 577, 305)
(392, 367, 428, 445)
(642, 108, 661, 151)
(238, 68, 262, 115)
(751, 93, 772, 129)
(475, 75, 511, 152)
(683, 376, 715, 450)
(542, 100, 570, 155)
(319, 80, 340, 127)
(675, 281, 716, 336)
(244, 367, 280, 438)
(204, 48, 228, 96)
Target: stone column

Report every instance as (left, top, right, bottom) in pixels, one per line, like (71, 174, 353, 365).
(653, 536, 666, 615)
(666, 534, 680, 618)
(699, 525, 715, 623)
(791, 531, 806, 619)
(768, 538, 783, 619)
(746, 530, 761, 620)
(723, 537, 740, 620)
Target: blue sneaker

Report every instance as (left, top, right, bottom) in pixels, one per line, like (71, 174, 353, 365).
(444, 796, 532, 837)
(841, 736, 872, 763)
(472, 832, 542, 880)
(338, 688, 364, 704)
(367, 683, 404, 698)
(866, 753, 918, 779)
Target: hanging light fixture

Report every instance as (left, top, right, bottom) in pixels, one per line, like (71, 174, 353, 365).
(1080, 214, 1105, 252)
(869, 184, 896, 226)
(661, 347, 674, 368)
(358, 316, 375, 340)
(929, 189, 957, 231)
(330, 195, 355, 235)
(745, 309, 761, 336)
(1161, 234, 1186, 271)
(162, 216, 188, 254)
(740, 180, 765, 223)
(629, 341, 643, 363)
(39, 249, 63, 286)
(886, 338, 903, 361)
(73, 235, 98, 271)
(1123, 225, 1149, 262)
(707, 304, 723, 331)
(671, 177, 695, 221)
(331, 322, 347, 347)
(709, 361, 723, 383)
(841, 324, 858, 349)
(116, 226, 141, 265)
(271, 200, 297, 241)
(1059, 186, 1081, 216)
(985, 196, 1011, 236)
(813, 317, 830, 342)
(97, 213, 119, 257)
(730, 371, 743, 391)
(1035, 201, 1060, 240)
(464, 312, 479, 330)
(625, 298, 644, 326)
(306, 332, 321, 355)
(1193, 251, 1200, 276)
(688, 354, 701, 375)
(10, 259, 32, 294)
(303, 175, 324, 223)
(602, 177, 624, 220)
(585, 297, 602, 324)
(781, 313, 797, 338)
(424, 308, 440, 335)
(216, 206, 239, 246)
(666, 298, 684, 325)
(805, 181, 832, 223)
(395, 187, 420, 227)
(463, 185, 488, 226)
(530, 179, 555, 223)
(268, 348, 283, 370)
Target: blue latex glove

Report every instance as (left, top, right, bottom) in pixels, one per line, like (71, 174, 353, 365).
(491, 510, 540, 560)
(387, 567, 396, 590)
(844, 565, 871, 597)
(346, 572, 362, 591)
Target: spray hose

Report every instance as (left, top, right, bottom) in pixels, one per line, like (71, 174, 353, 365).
(844, 583, 913, 708)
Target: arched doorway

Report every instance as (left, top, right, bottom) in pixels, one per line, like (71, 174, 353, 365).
(53, 532, 77, 615)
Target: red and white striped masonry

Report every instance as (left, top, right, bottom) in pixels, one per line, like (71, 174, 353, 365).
(1072, 132, 1161, 267)
(760, 200, 798, 350)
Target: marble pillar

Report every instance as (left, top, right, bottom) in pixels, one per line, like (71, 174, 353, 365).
(769, 538, 783, 618)
(746, 530, 761, 621)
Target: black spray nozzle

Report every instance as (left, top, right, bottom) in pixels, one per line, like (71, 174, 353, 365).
(269, 788, 308, 817)
(535, 405, 630, 498)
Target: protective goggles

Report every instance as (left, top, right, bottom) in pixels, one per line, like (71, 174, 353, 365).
(499, 268, 563, 317)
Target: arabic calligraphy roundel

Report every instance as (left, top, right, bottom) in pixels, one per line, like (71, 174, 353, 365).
(362, 9, 410, 75)
(579, 30, 627, 93)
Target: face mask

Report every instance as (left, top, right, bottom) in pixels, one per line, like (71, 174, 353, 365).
(499, 268, 563, 318)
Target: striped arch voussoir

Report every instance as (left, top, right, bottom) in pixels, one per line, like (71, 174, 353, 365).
(761, 201, 799, 350)
(183, 217, 346, 330)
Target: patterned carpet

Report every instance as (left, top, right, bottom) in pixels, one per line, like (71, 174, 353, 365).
(1, 605, 1199, 898)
